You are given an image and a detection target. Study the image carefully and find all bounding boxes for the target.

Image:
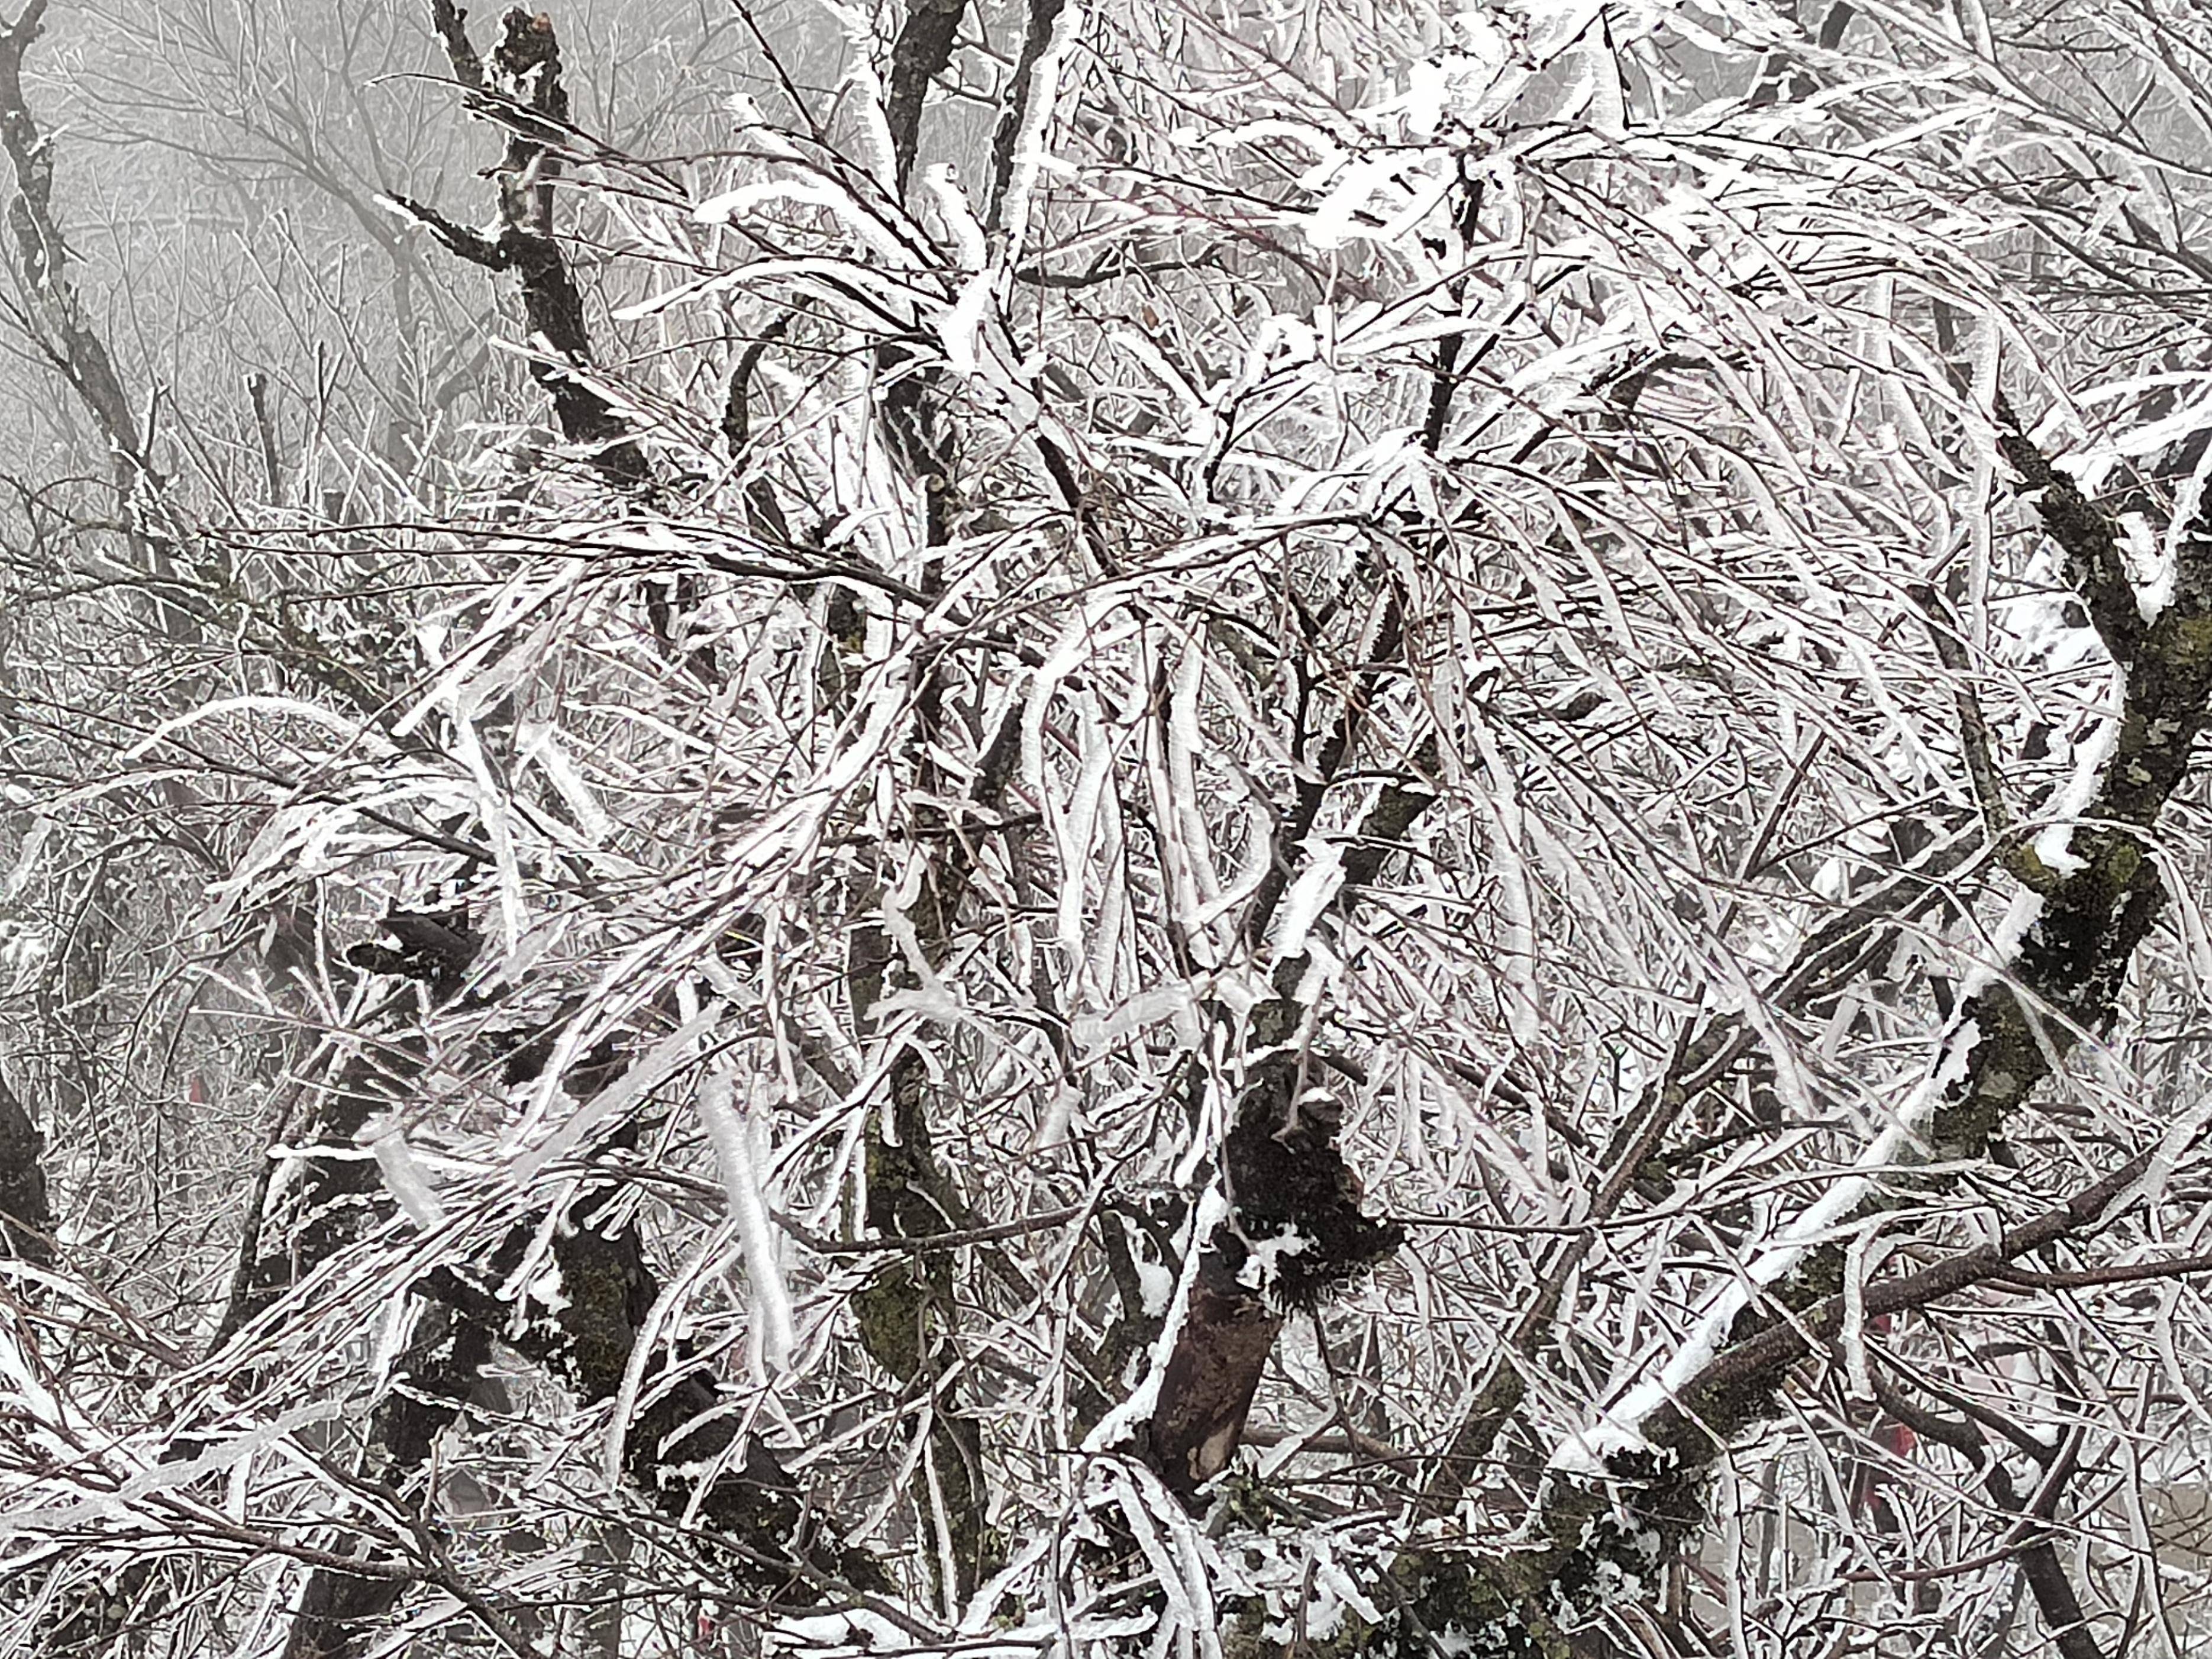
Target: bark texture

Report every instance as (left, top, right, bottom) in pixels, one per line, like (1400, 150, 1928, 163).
(405, 4, 645, 483)
(0, 1066, 51, 1266)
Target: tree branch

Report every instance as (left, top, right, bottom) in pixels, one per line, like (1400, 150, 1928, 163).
(412, 4, 644, 484)
(884, 0, 967, 193)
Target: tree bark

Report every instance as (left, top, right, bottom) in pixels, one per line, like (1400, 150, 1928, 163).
(406, 3, 645, 485)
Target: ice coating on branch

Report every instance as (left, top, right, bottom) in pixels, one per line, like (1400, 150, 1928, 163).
(509, 1002, 725, 1180)
(992, 0, 1082, 254)
(1270, 835, 1344, 964)
(361, 1113, 445, 1229)
(516, 720, 613, 844)
(692, 177, 916, 273)
(696, 1070, 797, 1373)
(7, 1405, 339, 1534)
(2026, 686, 2121, 879)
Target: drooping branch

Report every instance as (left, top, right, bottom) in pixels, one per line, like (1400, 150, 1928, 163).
(1653, 406, 2212, 1366)
(1419, 824, 1982, 1515)
(1240, 596, 1407, 953)
(1329, 1150, 2159, 1658)
(1646, 1150, 2153, 1455)
(1380, 406, 2212, 1650)
(257, 909, 881, 1642)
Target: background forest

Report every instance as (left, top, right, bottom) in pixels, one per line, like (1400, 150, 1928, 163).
(5, 0, 2212, 1654)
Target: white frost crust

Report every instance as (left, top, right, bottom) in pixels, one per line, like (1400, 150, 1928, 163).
(2124, 512, 2176, 626)
(1236, 1228, 1313, 1295)
(697, 1071, 797, 1373)
(812, 0, 899, 195)
(2160, 444, 2212, 622)
(509, 1000, 726, 1182)
(2056, 392, 2212, 625)
(1110, 1466, 1224, 1659)
(1567, 1024, 1981, 1460)
(776, 1607, 917, 1655)
(360, 1113, 446, 1229)
(1271, 835, 1345, 964)
(2026, 679, 2121, 879)
(4, 1405, 338, 1536)
(691, 178, 916, 273)
(1136, 1255, 1176, 1316)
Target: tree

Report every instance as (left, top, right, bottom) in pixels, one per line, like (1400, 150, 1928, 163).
(9, 0, 2212, 1654)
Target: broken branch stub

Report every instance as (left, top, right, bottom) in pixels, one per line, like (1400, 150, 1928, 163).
(1146, 1042, 1403, 1500)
